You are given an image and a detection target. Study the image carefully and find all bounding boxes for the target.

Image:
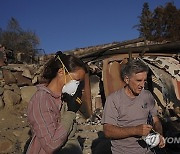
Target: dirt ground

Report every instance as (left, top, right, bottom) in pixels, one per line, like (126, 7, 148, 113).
(0, 104, 29, 153)
(0, 104, 107, 154)
(0, 104, 180, 154)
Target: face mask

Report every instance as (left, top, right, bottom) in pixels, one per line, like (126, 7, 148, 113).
(56, 55, 80, 96)
(62, 80, 80, 96)
(143, 133, 160, 148)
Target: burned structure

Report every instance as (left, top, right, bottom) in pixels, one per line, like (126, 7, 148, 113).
(0, 38, 179, 153)
(66, 38, 180, 150)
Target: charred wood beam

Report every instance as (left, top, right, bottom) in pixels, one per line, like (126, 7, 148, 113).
(66, 38, 145, 57)
(75, 38, 145, 58)
(79, 41, 180, 61)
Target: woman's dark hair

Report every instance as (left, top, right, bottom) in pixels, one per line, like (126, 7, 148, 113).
(43, 51, 88, 82)
(121, 59, 149, 81)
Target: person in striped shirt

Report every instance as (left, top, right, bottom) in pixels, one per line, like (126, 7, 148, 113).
(26, 51, 88, 154)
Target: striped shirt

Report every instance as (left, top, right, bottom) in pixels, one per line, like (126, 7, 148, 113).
(27, 84, 68, 154)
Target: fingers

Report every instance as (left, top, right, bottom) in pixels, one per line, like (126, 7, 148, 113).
(146, 124, 153, 129)
(144, 124, 152, 132)
(158, 135, 166, 148)
(61, 93, 69, 101)
(143, 125, 152, 135)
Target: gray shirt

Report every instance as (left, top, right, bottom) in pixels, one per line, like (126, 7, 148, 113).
(101, 88, 157, 154)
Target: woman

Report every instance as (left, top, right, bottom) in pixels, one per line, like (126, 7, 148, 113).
(26, 51, 88, 154)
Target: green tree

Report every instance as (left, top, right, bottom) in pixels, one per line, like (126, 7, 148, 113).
(7, 17, 22, 33)
(1, 17, 40, 63)
(137, 2, 180, 42)
(152, 6, 165, 41)
(163, 2, 180, 41)
(137, 3, 153, 40)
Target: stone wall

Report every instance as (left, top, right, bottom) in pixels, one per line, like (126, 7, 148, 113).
(0, 64, 44, 110)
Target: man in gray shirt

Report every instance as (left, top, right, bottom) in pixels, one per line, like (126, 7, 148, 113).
(102, 59, 165, 154)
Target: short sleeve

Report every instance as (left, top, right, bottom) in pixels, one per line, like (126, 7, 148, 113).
(101, 94, 119, 126)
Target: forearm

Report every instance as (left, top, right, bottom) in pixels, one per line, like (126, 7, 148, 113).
(153, 116, 163, 135)
(154, 121, 163, 135)
(103, 124, 137, 139)
(153, 118, 165, 148)
(61, 111, 76, 135)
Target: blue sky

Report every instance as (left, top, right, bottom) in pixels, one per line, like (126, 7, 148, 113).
(1, 0, 180, 54)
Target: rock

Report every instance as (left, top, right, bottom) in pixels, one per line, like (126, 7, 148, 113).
(13, 130, 22, 137)
(76, 131, 98, 139)
(36, 65, 44, 74)
(77, 125, 96, 132)
(22, 68, 32, 79)
(4, 84, 12, 90)
(0, 96, 4, 109)
(21, 86, 37, 103)
(0, 79, 5, 87)
(12, 127, 31, 151)
(3, 90, 21, 109)
(2, 69, 16, 84)
(13, 71, 32, 87)
(76, 116, 87, 124)
(94, 125, 103, 132)
(4, 84, 21, 95)
(32, 75, 38, 84)
(0, 68, 3, 79)
(18, 127, 31, 151)
(0, 86, 4, 95)
(11, 84, 21, 95)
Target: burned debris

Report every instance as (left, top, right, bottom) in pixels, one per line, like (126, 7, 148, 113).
(0, 38, 180, 153)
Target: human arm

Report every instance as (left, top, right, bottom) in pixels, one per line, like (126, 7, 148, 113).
(60, 81, 84, 137)
(60, 111, 76, 137)
(59, 102, 76, 135)
(153, 116, 163, 135)
(153, 116, 165, 148)
(102, 93, 152, 139)
(103, 123, 152, 139)
(148, 91, 165, 148)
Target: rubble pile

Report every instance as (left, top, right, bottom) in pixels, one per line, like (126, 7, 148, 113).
(0, 64, 43, 153)
(75, 109, 111, 154)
